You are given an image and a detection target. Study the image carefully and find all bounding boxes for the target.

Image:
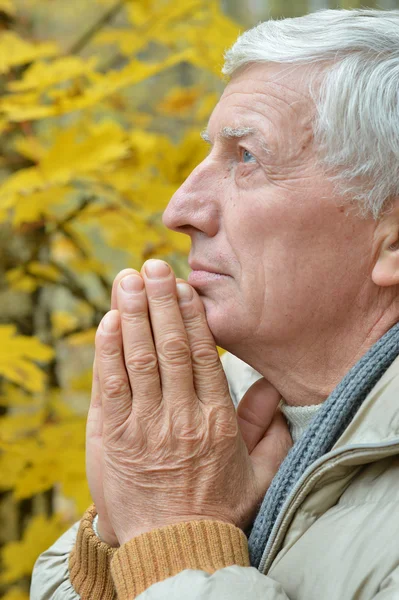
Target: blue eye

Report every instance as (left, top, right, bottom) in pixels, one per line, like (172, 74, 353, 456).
(242, 149, 256, 163)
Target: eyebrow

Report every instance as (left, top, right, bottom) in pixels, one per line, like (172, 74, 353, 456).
(200, 126, 272, 154)
(201, 126, 256, 142)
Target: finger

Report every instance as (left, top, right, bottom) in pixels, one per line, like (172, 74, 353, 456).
(116, 273, 162, 414)
(111, 268, 140, 310)
(175, 281, 231, 406)
(236, 378, 282, 453)
(96, 309, 132, 432)
(250, 409, 293, 490)
(140, 260, 196, 407)
(88, 269, 136, 436)
(86, 356, 103, 440)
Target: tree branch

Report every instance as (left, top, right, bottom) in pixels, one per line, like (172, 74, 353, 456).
(67, 0, 126, 55)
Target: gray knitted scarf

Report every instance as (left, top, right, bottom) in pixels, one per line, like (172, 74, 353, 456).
(248, 321, 399, 568)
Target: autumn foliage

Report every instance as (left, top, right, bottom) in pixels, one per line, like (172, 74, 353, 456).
(0, 0, 239, 596)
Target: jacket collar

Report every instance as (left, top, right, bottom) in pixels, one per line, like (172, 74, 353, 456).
(333, 355, 399, 449)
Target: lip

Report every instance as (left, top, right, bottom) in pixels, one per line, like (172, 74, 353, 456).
(188, 260, 226, 276)
(188, 270, 229, 286)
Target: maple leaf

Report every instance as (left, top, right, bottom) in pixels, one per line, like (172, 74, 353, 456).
(12, 186, 73, 226)
(0, 32, 59, 75)
(1, 51, 194, 122)
(7, 56, 98, 93)
(0, 325, 54, 393)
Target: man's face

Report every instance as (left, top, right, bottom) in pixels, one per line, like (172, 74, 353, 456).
(162, 63, 376, 362)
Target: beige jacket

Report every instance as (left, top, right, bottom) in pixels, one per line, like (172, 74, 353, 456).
(31, 352, 399, 599)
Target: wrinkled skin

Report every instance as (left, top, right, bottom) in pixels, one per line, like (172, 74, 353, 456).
(87, 262, 291, 545)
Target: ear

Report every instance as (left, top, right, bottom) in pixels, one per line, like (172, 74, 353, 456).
(372, 199, 399, 287)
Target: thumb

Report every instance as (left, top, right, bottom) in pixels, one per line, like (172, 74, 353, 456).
(250, 408, 293, 493)
(236, 377, 282, 454)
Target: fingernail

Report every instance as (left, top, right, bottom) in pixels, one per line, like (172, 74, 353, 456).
(120, 274, 144, 293)
(145, 260, 171, 279)
(176, 283, 193, 303)
(102, 311, 120, 332)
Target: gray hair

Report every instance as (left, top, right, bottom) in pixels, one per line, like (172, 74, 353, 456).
(223, 9, 399, 218)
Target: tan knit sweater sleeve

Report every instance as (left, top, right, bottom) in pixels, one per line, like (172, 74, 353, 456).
(69, 506, 250, 600)
(69, 505, 117, 599)
(111, 519, 250, 599)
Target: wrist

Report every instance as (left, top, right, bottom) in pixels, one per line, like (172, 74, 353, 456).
(118, 516, 233, 546)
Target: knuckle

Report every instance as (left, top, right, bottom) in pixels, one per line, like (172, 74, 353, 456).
(100, 345, 122, 361)
(183, 310, 205, 326)
(160, 336, 190, 364)
(121, 311, 147, 325)
(125, 350, 158, 375)
(191, 341, 219, 368)
(102, 374, 130, 399)
(150, 293, 175, 308)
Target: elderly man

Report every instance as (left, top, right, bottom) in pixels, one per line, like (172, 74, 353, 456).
(32, 8, 399, 600)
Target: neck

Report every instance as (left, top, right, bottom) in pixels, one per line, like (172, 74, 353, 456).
(226, 309, 399, 408)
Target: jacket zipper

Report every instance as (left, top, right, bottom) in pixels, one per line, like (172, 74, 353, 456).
(259, 439, 399, 574)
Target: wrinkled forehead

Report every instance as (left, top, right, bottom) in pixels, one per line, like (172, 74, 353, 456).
(224, 61, 317, 99)
(208, 63, 316, 147)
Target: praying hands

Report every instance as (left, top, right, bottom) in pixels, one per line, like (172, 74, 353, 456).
(86, 260, 292, 548)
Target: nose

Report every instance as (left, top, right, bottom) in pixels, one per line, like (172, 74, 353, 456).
(162, 157, 220, 239)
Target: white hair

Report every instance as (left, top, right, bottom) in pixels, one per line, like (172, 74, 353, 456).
(223, 9, 399, 218)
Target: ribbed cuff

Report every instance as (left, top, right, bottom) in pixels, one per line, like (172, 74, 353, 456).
(69, 504, 117, 600)
(111, 520, 250, 599)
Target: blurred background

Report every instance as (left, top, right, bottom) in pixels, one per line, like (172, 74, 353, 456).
(0, 0, 398, 597)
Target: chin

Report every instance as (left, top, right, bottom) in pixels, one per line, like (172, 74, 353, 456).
(200, 297, 238, 348)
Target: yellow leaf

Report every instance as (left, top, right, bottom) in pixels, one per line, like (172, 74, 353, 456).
(0, 31, 59, 75)
(68, 256, 107, 276)
(0, 383, 40, 407)
(39, 120, 130, 185)
(0, 450, 27, 490)
(13, 134, 46, 162)
(0, 167, 43, 213)
(68, 328, 96, 347)
(27, 261, 60, 282)
(161, 228, 191, 255)
(0, 409, 45, 443)
(93, 208, 161, 257)
(51, 311, 78, 338)
(62, 474, 92, 515)
(97, 0, 202, 56)
(5, 268, 38, 293)
(0, 514, 66, 584)
(1, 50, 193, 121)
(0, 116, 9, 135)
(13, 460, 60, 499)
(0, 325, 54, 393)
(70, 367, 93, 390)
(48, 391, 76, 419)
(125, 182, 177, 213)
(7, 56, 98, 93)
(12, 186, 72, 226)
(0, 0, 16, 16)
